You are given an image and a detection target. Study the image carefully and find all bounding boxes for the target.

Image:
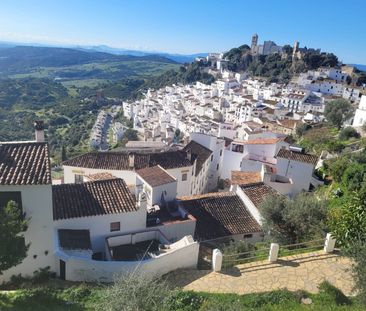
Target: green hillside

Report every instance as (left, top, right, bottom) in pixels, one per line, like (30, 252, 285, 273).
(0, 46, 179, 87)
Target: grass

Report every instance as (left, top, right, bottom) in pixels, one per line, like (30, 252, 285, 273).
(0, 281, 364, 311)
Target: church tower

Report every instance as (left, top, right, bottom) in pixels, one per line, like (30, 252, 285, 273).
(251, 33, 258, 55)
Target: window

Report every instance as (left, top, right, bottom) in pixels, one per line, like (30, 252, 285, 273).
(211, 155, 213, 162)
(220, 150, 223, 156)
(74, 174, 84, 184)
(0, 191, 22, 211)
(244, 234, 253, 239)
(216, 163, 219, 170)
(110, 222, 120, 232)
(182, 173, 188, 181)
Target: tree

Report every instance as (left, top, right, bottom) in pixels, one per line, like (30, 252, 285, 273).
(0, 201, 28, 274)
(330, 194, 366, 304)
(296, 123, 311, 137)
(330, 194, 366, 247)
(324, 99, 353, 129)
(260, 193, 328, 244)
(339, 126, 360, 141)
(123, 128, 138, 141)
(61, 145, 67, 161)
(282, 45, 293, 55)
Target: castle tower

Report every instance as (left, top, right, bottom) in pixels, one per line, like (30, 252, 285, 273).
(251, 33, 258, 55)
(292, 41, 299, 60)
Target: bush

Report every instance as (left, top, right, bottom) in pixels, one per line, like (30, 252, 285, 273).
(166, 291, 205, 311)
(339, 127, 360, 140)
(96, 270, 173, 311)
(222, 240, 255, 267)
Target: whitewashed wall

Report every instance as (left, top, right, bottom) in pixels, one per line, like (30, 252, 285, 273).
(0, 185, 55, 283)
(276, 158, 314, 194)
(54, 207, 147, 252)
(167, 166, 193, 197)
(54, 236, 199, 282)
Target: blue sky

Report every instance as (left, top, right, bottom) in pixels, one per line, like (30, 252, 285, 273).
(0, 0, 365, 63)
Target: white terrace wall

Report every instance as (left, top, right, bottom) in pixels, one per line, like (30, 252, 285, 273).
(154, 217, 196, 242)
(63, 166, 136, 185)
(54, 237, 199, 282)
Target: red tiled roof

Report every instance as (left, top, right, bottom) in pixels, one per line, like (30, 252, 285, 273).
(231, 171, 262, 185)
(179, 192, 261, 240)
(84, 172, 116, 182)
(0, 142, 51, 185)
(62, 150, 192, 171)
(52, 178, 137, 220)
(240, 182, 278, 209)
(276, 148, 318, 165)
(137, 165, 176, 187)
(233, 138, 284, 145)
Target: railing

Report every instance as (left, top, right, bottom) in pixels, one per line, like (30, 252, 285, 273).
(278, 238, 325, 258)
(222, 247, 271, 269)
(212, 233, 336, 272)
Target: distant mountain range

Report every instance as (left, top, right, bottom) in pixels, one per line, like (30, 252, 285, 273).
(0, 41, 208, 63)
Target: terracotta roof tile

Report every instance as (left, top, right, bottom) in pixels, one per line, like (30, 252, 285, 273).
(84, 172, 116, 182)
(137, 165, 176, 187)
(240, 182, 278, 209)
(62, 150, 192, 171)
(0, 142, 51, 185)
(231, 171, 262, 185)
(233, 138, 284, 145)
(179, 192, 261, 240)
(276, 148, 318, 165)
(52, 178, 137, 220)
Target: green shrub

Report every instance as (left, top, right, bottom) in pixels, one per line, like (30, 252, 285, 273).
(339, 127, 360, 141)
(61, 284, 92, 304)
(167, 291, 205, 311)
(246, 289, 297, 307)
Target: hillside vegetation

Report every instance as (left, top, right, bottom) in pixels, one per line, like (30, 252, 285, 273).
(224, 44, 339, 83)
(0, 46, 179, 87)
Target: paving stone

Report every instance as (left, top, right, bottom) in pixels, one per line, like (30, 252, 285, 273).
(166, 251, 354, 295)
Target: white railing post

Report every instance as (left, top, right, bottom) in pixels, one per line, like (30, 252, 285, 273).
(269, 243, 279, 262)
(212, 249, 223, 272)
(324, 233, 336, 253)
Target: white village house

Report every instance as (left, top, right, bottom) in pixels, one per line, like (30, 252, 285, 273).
(0, 124, 200, 283)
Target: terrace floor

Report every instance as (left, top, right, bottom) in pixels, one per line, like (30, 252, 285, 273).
(166, 251, 355, 295)
(111, 239, 160, 261)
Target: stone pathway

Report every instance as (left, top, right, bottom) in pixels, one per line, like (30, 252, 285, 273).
(167, 251, 355, 295)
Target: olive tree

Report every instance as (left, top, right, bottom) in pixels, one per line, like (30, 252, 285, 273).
(324, 99, 353, 129)
(0, 201, 28, 274)
(260, 192, 328, 244)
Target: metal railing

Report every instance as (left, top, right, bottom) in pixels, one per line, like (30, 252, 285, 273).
(219, 237, 327, 270)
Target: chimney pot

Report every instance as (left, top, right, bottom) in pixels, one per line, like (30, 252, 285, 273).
(129, 153, 135, 168)
(34, 120, 45, 142)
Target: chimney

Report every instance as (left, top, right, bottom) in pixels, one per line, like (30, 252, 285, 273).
(186, 149, 192, 162)
(138, 191, 147, 210)
(128, 153, 135, 169)
(34, 120, 45, 142)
